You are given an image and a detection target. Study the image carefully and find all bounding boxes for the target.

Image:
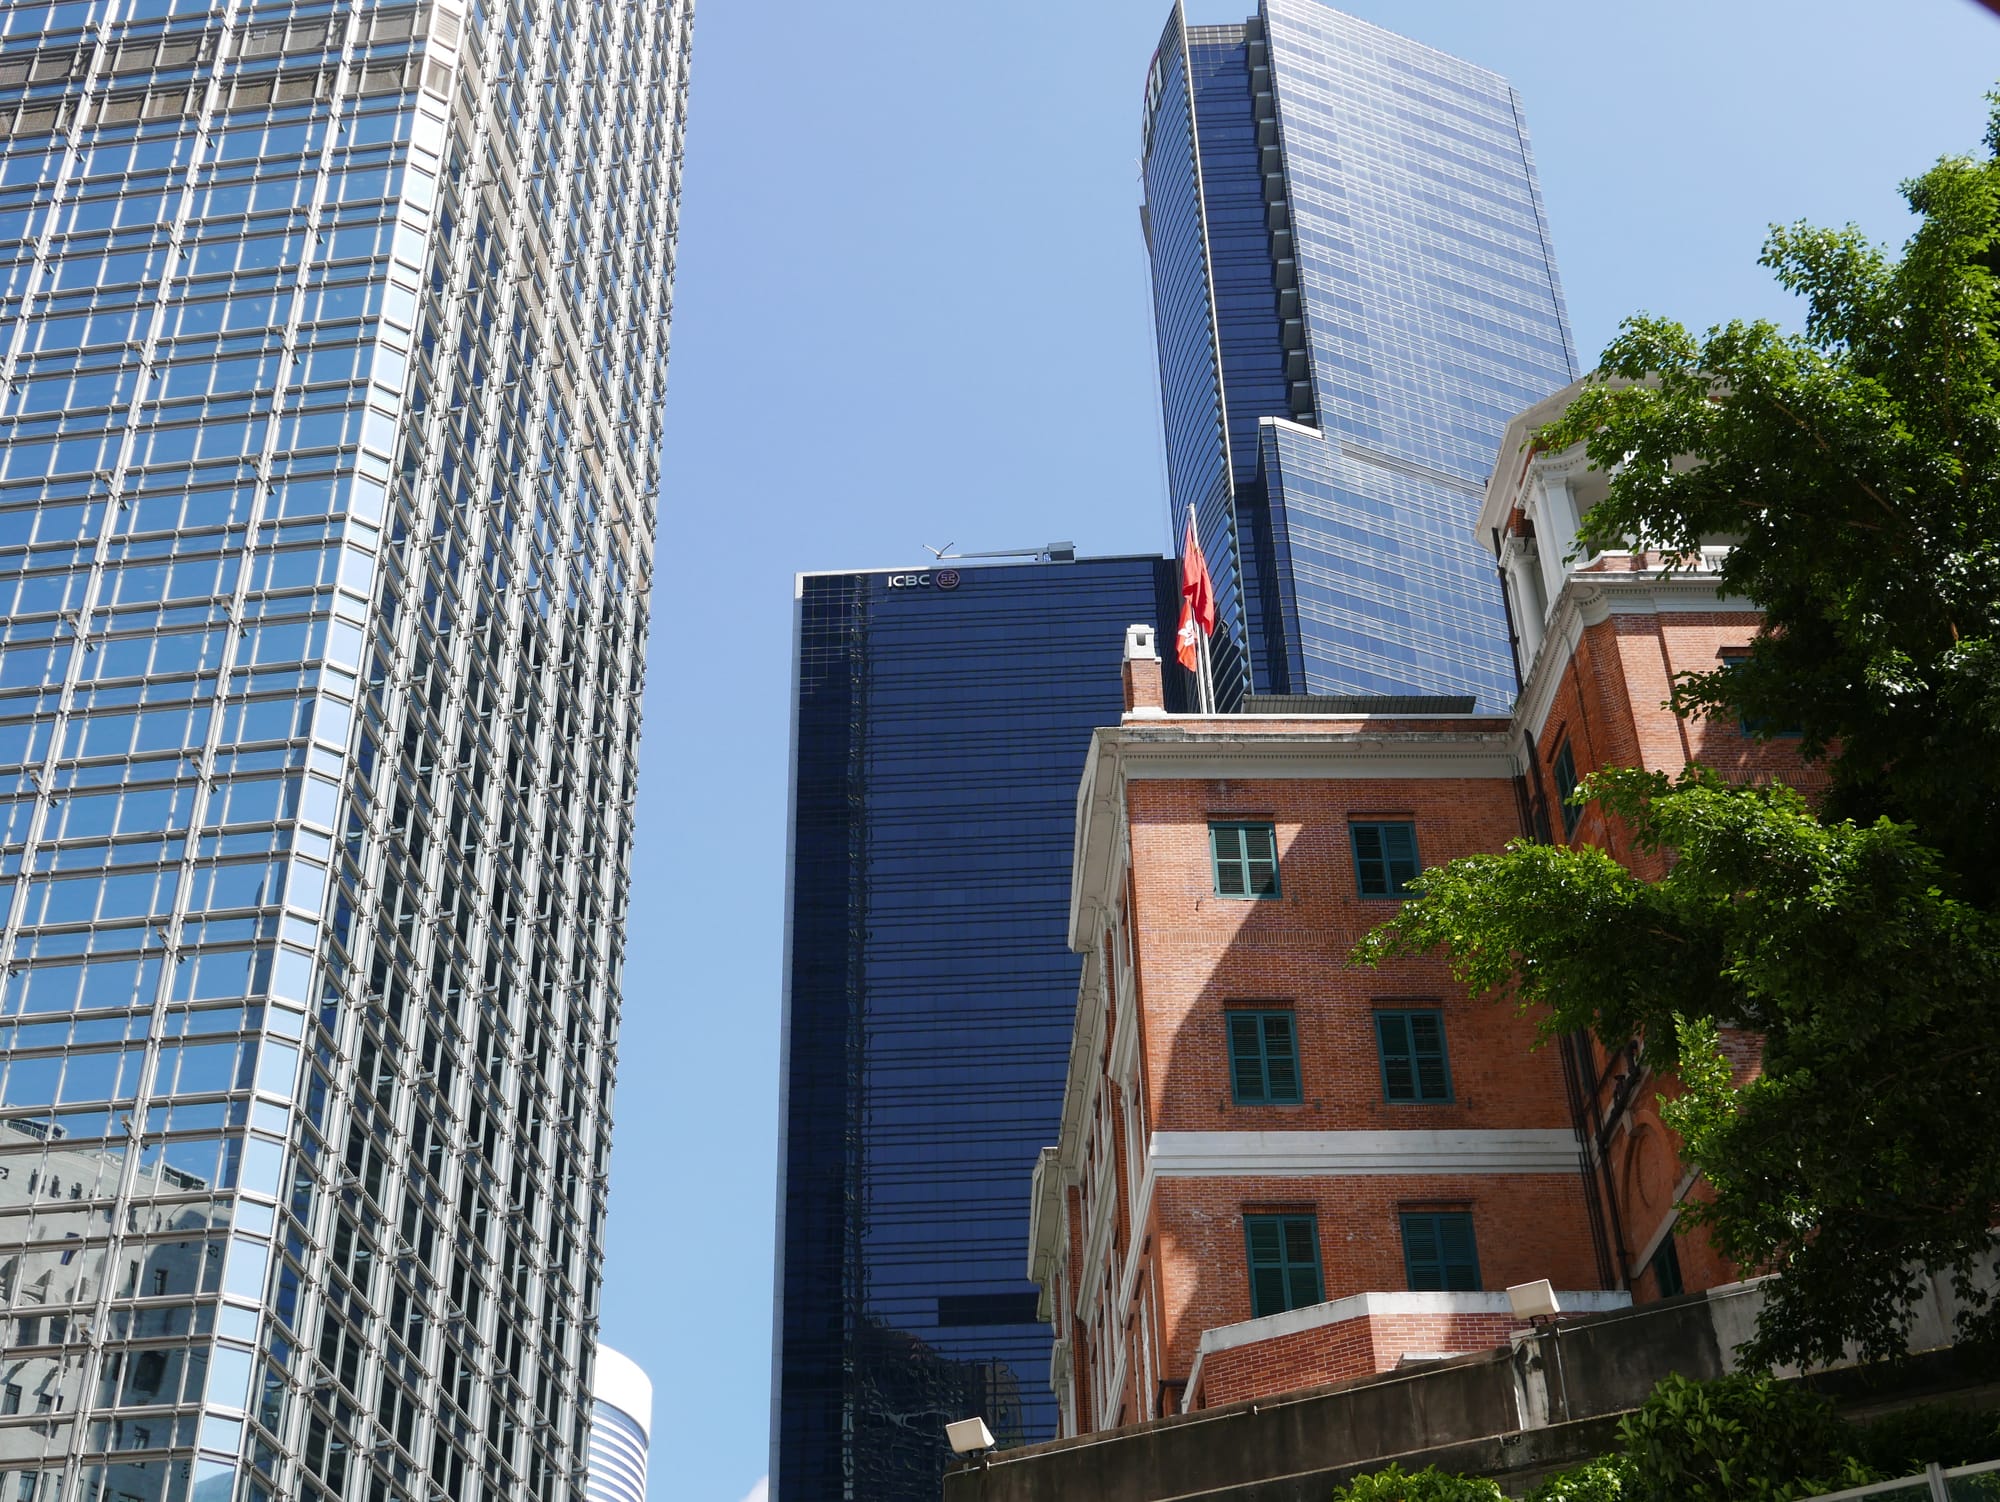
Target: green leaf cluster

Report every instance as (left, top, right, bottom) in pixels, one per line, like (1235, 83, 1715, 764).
(1329, 1380, 2000, 1502)
(1525, 1456, 1629, 1502)
(1533, 97, 2000, 904)
(1614, 1374, 1871, 1502)
(1328, 1464, 1503, 1502)
(1855, 1402, 2000, 1476)
(1354, 90, 2000, 1368)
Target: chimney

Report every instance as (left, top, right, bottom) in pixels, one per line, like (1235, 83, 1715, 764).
(1122, 624, 1166, 717)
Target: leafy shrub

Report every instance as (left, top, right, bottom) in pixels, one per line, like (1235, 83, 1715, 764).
(1329, 1463, 1503, 1502)
(1855, 1403, 2000, 1475)
(1526, 1456, 1629, 1502)
(1617, 1373, 1870, 1502)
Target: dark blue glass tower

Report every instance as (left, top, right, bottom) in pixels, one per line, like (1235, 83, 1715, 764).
(1143, 0, 1577, 711)
(772, 557, 1177, 1501)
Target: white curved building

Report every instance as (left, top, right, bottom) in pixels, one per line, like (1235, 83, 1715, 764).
(586, 1346, 655, 1502)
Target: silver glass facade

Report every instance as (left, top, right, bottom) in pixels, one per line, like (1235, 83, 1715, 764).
(0, 2, 689, 1502)
(1143, 0, 1576, 711)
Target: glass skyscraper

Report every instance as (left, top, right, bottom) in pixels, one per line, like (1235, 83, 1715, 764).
(0, 2, 688, 1502)
(1143, 0, 1576, 711)
(773, 556, 1178, 1501)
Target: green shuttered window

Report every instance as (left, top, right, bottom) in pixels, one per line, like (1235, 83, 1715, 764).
(1244, 1213, 1323, 1318)
(1400, 1212, 1480, 1292)
(1350, 821, 1420, 897)
(1227, 1010, 1301, 1104)
(1552, 740, 1582, 838)
(1211, 822, 1279, 898)
(1375, 1009, 1452, 1103)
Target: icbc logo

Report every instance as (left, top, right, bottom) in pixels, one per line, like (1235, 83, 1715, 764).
(887, 570, 966, 590)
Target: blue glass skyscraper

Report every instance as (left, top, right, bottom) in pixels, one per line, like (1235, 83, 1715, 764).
(773, 557, 1178, 1501)
(1143, 0, 1577, 711)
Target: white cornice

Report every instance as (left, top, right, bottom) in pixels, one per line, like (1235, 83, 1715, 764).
(1149, 1128, 1583, 1177)
(1069, 728, 1126, 956)
(1197, 1287, 1633, 1358)
(1027, 1146, 1066, 1306)
(1112, 727, 1519, 785)
(1477, 377, 1597, 536)
(1514, 567, 1759, 744)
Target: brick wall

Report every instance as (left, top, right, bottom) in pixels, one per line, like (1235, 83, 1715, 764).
(1149, 1174, 1599, 1380)
(1196, 1309, 1528, 1408)
(1123, 775, 1563, 1138)
(1531, 611, 1828, 866)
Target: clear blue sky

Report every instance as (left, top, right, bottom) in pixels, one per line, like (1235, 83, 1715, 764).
(608, 4, 1997, 1497)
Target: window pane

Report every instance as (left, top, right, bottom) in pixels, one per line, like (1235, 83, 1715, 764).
(1246, 1217, 1280, 1266)
(1409, 1012, 1449, 1101)
(1352, 824, 1385, 895)
(1245, 1214, 1320, 1317)
(1212, 825, 1246, 896)
(1384, 824, 1419, 892)
(1377, 1013, 1413, 1101)
(1213, 823, 1277, 898)
(1403, 1215, 1438, 1269)
(1228, 1013, 1265, 1102)
(1281, 1217, 1315, 1266)
(1261, 1014, 1299, 1102)
(1243, 824, 1277, 896)
(1554, 743, 1581, 837)
(1402, 1212, 1479, 1292)
(1354, 822, 1419, 897)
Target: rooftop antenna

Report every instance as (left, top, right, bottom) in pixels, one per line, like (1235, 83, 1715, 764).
(921, 541, 1076, 563)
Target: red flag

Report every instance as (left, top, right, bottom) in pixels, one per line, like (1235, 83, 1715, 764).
(1176, 511, 1217, 672)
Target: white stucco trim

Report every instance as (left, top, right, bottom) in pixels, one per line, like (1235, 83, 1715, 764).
(1514, 569, 1761, 745)
(1149, 1128, 1583, 1177)
(1115, 732, 1520, 784)
(1202, 1288, 1633, 1356)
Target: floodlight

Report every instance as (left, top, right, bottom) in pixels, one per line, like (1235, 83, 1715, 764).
(946, 1417, 996, 1457)
(1506, 1278, 1560, 1322)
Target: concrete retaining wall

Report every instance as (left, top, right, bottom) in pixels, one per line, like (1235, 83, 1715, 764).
(943, 1275, 1990, 1502)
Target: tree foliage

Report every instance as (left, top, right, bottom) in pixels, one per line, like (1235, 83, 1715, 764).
(1614, 1374, 1871, 1502)
(1356, 97, 2000, 1368)
(1328, 1464, 1503, 1502)
(1525, 1457, 1629, 1502)
(1534, 98, 2000, 904)
(1356, 770, 2000, 1365)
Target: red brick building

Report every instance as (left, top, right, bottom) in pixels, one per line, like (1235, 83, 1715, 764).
(1027, 382, 1821, 1436)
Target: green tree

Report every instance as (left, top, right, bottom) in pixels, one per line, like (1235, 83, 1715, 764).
(1355, 96, 2000, 1369)
(1535, 96, 2000, 903)
(1357, 770, 2000, 1366)
(1615, 1373, 1871, 1502)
